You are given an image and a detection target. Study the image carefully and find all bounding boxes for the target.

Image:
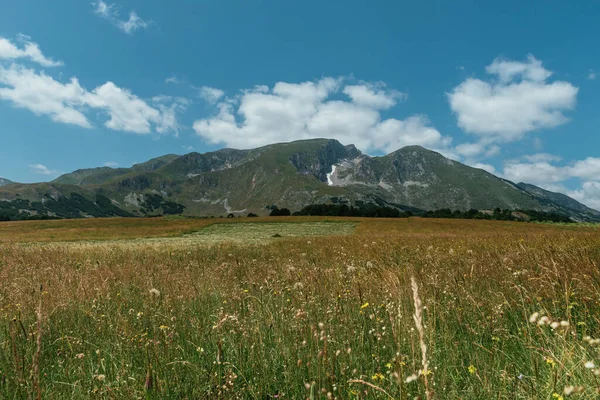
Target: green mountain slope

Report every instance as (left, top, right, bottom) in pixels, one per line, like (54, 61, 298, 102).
(1, 139, 598, 221)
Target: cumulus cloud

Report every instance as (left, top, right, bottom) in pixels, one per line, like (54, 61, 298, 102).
(448, 55, 578, 142)
(522, 153, 562, 163)
(0, 64, 183, 134)
(502, 154, 600, 210)
(570, 182, 600, 210)
(193, 78, 450, 154)
(342, 82, 405, 109)
(29, 164, 58, 175)
(93, 1, 150, 34)
(455, 141, 500, 159)
(199, 86, 225, 104)
(0, 34, 62, 67)
(0, 65, 91, 127)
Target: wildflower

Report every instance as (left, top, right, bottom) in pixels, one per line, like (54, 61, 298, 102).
(405, 374, 418, 383)
(563, 386, 583, 395)
(159, 325, 169, 331)
(551, 322, 560, 329)
(468, 365, 477, 374)
(552, 394, 564, 400)
(585, 361, 595, 369)
(361, 302, 369, 309)
(75, 353, 84, 359)
(529, 312, 540, 323)
(560, 320, 570, 327)
(149, 288, 160, 297)
(293, 282, 304, 291)
(546, 358, 557, 368)
(386, 362, 393, 369)
(538, 316, 550, 325)
(96, 374, 106, 382)
(372, 372, 384, 382)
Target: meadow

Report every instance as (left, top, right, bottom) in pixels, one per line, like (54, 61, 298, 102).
(1, 216, 600, 399)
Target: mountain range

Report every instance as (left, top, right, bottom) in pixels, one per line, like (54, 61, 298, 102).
(1, 139, 599, 221)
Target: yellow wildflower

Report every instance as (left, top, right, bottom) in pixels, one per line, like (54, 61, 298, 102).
(372, 372, 384, 382)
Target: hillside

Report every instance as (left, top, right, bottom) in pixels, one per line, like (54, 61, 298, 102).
(0, 139, 598, 221)
(0, 177, 13, 187)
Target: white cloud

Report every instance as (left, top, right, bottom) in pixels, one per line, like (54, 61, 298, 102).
(455, 141, 499, 158)
(502, 155, 600, 211)
(93, 1, 150, 34)
(29, 164, 58, 175)
(151, 96, 189, 135)
(569, 182, 600, 210)
(569, 157, 600, 181)
(503, 160, 566, 185)
(504, 156, 600, 185)
(165, 76, 179, 84)
(342, 82, 405, 109)
(448, 55, 578, 142)
(0, 64, 91, 127)
(0, 64, 183, 134)
(588, 70, 597, 80)
(199, 86, 225, 104)
(485, 55, 552, 83)
(522, 153, 562, 163)
(0, 35, 62, 67)
(119, 12, 149, 34)
(193, 78, 451, 154)
(104, 161, 119, 167)
(93, 0, 116, 18)
(86, 82, 163, 133)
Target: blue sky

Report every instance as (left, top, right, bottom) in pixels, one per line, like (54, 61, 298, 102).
(1, 1, 600, 208)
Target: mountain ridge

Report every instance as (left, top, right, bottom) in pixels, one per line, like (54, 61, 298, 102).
(1, 139, 598, 221)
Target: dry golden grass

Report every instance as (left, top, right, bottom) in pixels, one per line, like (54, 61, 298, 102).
(1, 217, 599, 399)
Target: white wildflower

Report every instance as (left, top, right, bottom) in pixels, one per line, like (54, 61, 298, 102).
(529, 312, 540, 323)
(563, 386, 575, 395)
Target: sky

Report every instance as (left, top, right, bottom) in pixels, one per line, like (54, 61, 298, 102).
(1, 1, 599, 209)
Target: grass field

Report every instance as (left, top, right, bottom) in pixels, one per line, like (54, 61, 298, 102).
(1, 217, 600, 399)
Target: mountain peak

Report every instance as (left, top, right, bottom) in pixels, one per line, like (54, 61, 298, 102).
(0, 177, 14, 187)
